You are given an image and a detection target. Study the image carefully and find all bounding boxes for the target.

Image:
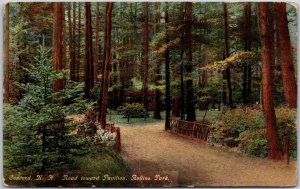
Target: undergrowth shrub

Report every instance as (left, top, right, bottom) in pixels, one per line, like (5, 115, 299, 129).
(117, 103, 146, 117)
(119, 103, 145, 112)
(76, 107, 116, 147)
(76, 107, 98, 136)
(276, 107, 297, 159)
(213, 106, 296, 159)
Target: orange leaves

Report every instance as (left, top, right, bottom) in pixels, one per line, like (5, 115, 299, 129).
(202, 51, 259, 71)
(151, 37, 181, 55)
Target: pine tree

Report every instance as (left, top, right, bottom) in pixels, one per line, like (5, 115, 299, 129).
(4, 42, 70, 174)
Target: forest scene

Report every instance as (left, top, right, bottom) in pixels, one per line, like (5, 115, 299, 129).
(3, 2, 298, 187)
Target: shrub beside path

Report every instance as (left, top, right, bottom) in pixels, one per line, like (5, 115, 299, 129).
(119, 121, 297, 187)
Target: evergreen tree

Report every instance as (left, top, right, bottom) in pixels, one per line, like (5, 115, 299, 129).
(4, 41, 80, 174)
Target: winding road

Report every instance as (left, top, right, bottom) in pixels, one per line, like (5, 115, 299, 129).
(119, 121, 297, 187)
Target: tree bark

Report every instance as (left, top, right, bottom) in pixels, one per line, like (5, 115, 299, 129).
(4, 3, 9, 103)
(94, 2, 100, 84)
(275, 3, 297, 108)
(153, 2, 161, 119)
(84, 2, 94, 99)
(100, 3, 113, 129)
(62, 5, 67, 70)
(243, 3, 252, 104)
(246, 3, 252, 104)
(223, 3, 233, 108)
(68, 3, 76, 81)
(180, 5, 185, 120)
(258, 2, 282, 160)
(165, 2, 171, 130)
(76, 3, 81, 81)
(172, 97, 180, 117)
(53, 2, 64, 92)
(154, 90, 162, 119)
(185, 2, 196, 121)
(72, 3, 76, 79)
(142, 3, 149, 111)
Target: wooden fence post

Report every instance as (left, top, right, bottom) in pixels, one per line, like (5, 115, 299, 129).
(115, 127, 121, 152)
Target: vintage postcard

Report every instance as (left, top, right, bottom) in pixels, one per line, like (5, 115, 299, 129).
(3, 1, 298, 187)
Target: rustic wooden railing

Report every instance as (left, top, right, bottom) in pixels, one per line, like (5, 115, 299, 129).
(105, 123, 121, 152)
(169, 118, 212, 143)
(169, 118, 239, 148)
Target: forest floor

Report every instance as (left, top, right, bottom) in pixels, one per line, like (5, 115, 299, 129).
(118, 117, 297, 187)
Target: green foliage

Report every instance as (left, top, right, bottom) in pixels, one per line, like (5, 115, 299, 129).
(204, 51, 259, 71)
(91, 80, 102, 101)
(196, 73, 222, 109)
(276, 107, 297, 159)
(119, 103, 145, 112)
(239, 129, 268, 158)
(4, 42, 84, 174)
(117, 103, 147, 118)
(62, 81, 92, 115)
(59, 148, 131, 187)
(170, 80, 181, 97)
(129, 77, 143, 90)
(212, 106, 297, 159)
(4, 139, 131, 187)
(214, 106, 264, 132)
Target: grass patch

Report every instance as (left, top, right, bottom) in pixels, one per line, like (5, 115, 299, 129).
(107, 110, 221, 126)
(4, 147, 132, 187)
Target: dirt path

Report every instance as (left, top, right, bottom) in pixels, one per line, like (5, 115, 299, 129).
(119, 121, 297, 187)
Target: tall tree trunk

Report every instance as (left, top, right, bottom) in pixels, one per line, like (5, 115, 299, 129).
(180, 58, 185, 120)
(4, 3, 9, 103)
(94, 2, 100, 84)
(165, 2, 171, 130)
(275, 3, 297, 108)
(172, 97, 180, 117)
(72, 3, 76, 79)
(68, 3, 76, 81)
(223, 3, 233, 108)
(153, 2, 161, 119)
(118, 3, 125, 105)
(100, 3, 113, 129)
(142, 3, 149, 111)
(76, 3, 81, 81)
(53, 2, 64, 92)
(243, 3, 252, 104)
(258, 2, 282, 160)
(246, 3, 252, 104)
(179, 4, 185, 120)
(185, 2, 196, 121)
(84, 2, 94, 99)
(62, 5, 67, 70)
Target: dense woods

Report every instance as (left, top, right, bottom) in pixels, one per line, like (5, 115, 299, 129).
(3, 2, 297, 187)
